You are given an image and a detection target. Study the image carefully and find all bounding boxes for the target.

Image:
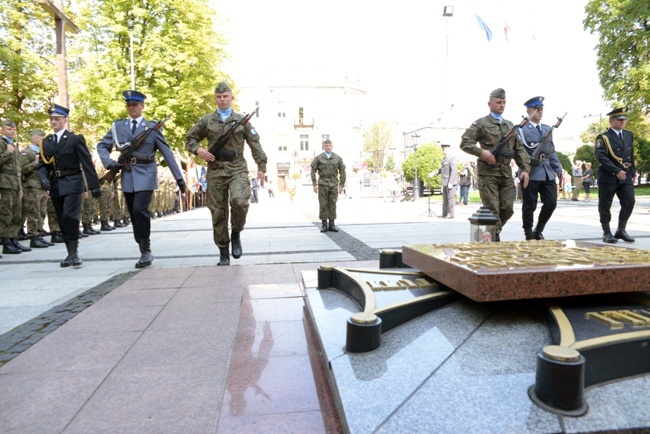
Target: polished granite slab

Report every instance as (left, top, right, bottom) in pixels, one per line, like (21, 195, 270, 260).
(303, 269, 650, 433)
(402, 240, 650, 302)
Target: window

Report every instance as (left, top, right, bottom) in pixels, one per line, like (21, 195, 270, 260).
(300, 134, 309, 151)
(278, 145, 287, 151)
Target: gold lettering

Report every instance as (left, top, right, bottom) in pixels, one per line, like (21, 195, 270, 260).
(585, 312, 624, 329)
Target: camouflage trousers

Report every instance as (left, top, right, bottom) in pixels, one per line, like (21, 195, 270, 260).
(81, 194, 96, 224)
(38, 194, 48, 232)
(318, 184, 338, 221)
(0, 188, 22, 238)
(206, 172, 250, 248)
(47, 198, 59, 232)
(98, 183, 113, 220)
(477, 175, 515, 235)
(22, 187, 46, 236)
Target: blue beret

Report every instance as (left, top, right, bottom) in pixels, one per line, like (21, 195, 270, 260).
(48, 104, 70, 117)
(123, 90, 146, 103)
(524, 96, 544, 108)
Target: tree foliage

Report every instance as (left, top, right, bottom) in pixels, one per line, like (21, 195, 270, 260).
(556, 152, 573, 173)
(0, 1, 57, 139)
(69, 0, 229, 151)
(363, 120, 393, 171)
(401, 144, 444, 189)
(574, 144, 600, 174)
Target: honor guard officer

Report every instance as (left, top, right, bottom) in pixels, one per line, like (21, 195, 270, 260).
(518, 96, 563, 240)
(460, 88, 531, 241)
(36, 105, 102, 267)
(186, 82, 267, 266)
(310, 139, 346, 232)
(97, 90, 186, 268)
(594, 107, 636, 244)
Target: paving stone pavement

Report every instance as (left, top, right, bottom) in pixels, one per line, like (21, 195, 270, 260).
(1, 185, 649, 433)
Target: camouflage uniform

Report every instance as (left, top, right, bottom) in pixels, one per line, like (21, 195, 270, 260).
(186, 109, 267, 248)
(460, 114, 530, 235)
(96, 163, 113, 224)
(81, 174, 97, 232)
(0, 129, 22, 244)
(310, 151, 346, 221)
(18, 144, 42, 238)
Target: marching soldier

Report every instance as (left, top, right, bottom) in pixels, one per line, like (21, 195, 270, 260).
(594, 107, 636, 243)
(97, 90, 185, 268)
(518, 96, 563, 240)
(460, 88, 531, 241)
(20, 129, 50, 248)
(310, 139, 346, 232)
(1, 119, 28, 255)
(36, 104, 102, 267)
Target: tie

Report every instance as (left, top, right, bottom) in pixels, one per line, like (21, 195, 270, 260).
(53, 135, 58, 144)
(131, 120, 138, 134)
(536, 125, 542, 135)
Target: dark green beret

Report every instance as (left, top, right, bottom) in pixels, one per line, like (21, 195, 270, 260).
(490, 88, 506, 99)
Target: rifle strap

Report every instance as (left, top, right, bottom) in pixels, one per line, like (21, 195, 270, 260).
(111, 122, 120, 147)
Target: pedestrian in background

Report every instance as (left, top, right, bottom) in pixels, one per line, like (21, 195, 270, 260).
(571, 160, 583, 201)
(457, 161, 471, 206)
(431, 144, 457, 218)
(310, 139, 346, 233)
(581, 162, 593, 202)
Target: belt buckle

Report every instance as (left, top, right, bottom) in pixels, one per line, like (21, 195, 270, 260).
(129, 157, 137, 164)
(539, 153, 547, 160)
(55, 170, 61, 177)
(623, 162, 631, 168)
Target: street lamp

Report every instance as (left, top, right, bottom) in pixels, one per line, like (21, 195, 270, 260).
(443, 6, 454, 143)
(583, 113, 603, 133)
(412, 133, 420, 201)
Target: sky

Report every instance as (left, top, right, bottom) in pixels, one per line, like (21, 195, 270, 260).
(213, 0, 609, 149)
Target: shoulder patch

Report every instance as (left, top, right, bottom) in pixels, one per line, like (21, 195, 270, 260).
(595, 140, 602, 148)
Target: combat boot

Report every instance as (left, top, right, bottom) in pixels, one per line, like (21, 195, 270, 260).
(328, 220, 339, 232)
(2, 238, 22, 254)
(69, 239, 82, 267)
(602, 224, 617, 244)
(533, 222, 545, 240)
(40, 235, 55, 246)
(18, 228, 28, 241)
(51, 231, 65, 243)
(231, 230, 242, 259)
(615, 221, 635, 243)
(82, 223, 94, 235)
(217, 247, 230, 266)
(60, 242, 74, 267)
(100, 220, 114, 231)
(30, 236, 50, 248)
(122, 218, 130, 227)
(113, 219, 125, 228)
(79, 230, 88, 238)
(12, 239, 31, 252)
(135, 238, 153, 268)
(524, 228, 534, 241)
(320, 220, 328, 233)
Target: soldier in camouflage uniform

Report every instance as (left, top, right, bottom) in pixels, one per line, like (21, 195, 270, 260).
(460, 88, 531, 241)
(186, 82, 267, 266)
(20, 129, 50, 248)
(310, 139, 346, 232)
(46, 198, 63, 243)
(95, 159, 114, 231)
(81, 171, 100, 236)
(1, 119, 28, 255)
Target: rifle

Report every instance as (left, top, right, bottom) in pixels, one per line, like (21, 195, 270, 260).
(100, 114, 171, 185)
(207, 105, 260, 169)
(489, 109, 537, 163)
(530, 112, 567, 166)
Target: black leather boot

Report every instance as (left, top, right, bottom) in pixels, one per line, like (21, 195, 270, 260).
(70, 239, 82, 266)
(122, 218, 130, 227)
(114, 219, 125, 228)
(30, 236, 50, 248)
(40, 234, 55, 246)
(2, 238, 22, 254)
(533, 222, 545, 240)
(615, 221, 635, 242)
(524, 228, 534, 241)
(12, 238, 31, 252)
(135, 238, 153, 268)
(328, 220, 339, 232)
(101, 220, 114, 231)
(18, 228, 28, 241)
(79, 230, 88, 238)
(320, 220, 328, 233)
(51, 231, 65, 243)
(60, 242, 73, 267)
(217, 247, 230, 266)
(231, 230, 242, 259)
(82, 223, 94, 235)
(602, 224, 618, 244)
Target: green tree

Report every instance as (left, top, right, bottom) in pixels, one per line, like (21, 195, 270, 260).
(635, 136, 650, 181)
(557, 151, 572, 173)
(0, 1, 57, 139)
(69, 0, 228, 150)
(363, 120, 393, 171)
(402, 144, 443, 190)
(385, 154, 395, 171)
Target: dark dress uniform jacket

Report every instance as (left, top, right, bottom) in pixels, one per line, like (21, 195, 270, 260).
(36, 130, 99, 197)
(97, 118, 183, 192)
(595, 128, 635, 185)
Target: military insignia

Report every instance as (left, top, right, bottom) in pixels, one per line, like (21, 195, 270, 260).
(251, 128, 257, 135)
(595, 140, 602, 148)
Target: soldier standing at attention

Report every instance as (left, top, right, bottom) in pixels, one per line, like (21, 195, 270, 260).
(460, 88, 531, 241)
(97, 90, 186, 268)
(431, 144, 458, 219)
(594, 107, 636, 244)
(36, 105, 102, 267)
(20, 129, 51, 248)
(310, 139, 346, 233)
(186, 82, 267, 266)
(1, 119, 27, 255)
(518, 96, 563, 240)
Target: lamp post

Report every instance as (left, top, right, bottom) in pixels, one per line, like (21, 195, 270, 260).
(583, 113, 603, 133)
(443, 6, 454, 142)
(412, 133, 420, 201)
(128, 20, 136, 89)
